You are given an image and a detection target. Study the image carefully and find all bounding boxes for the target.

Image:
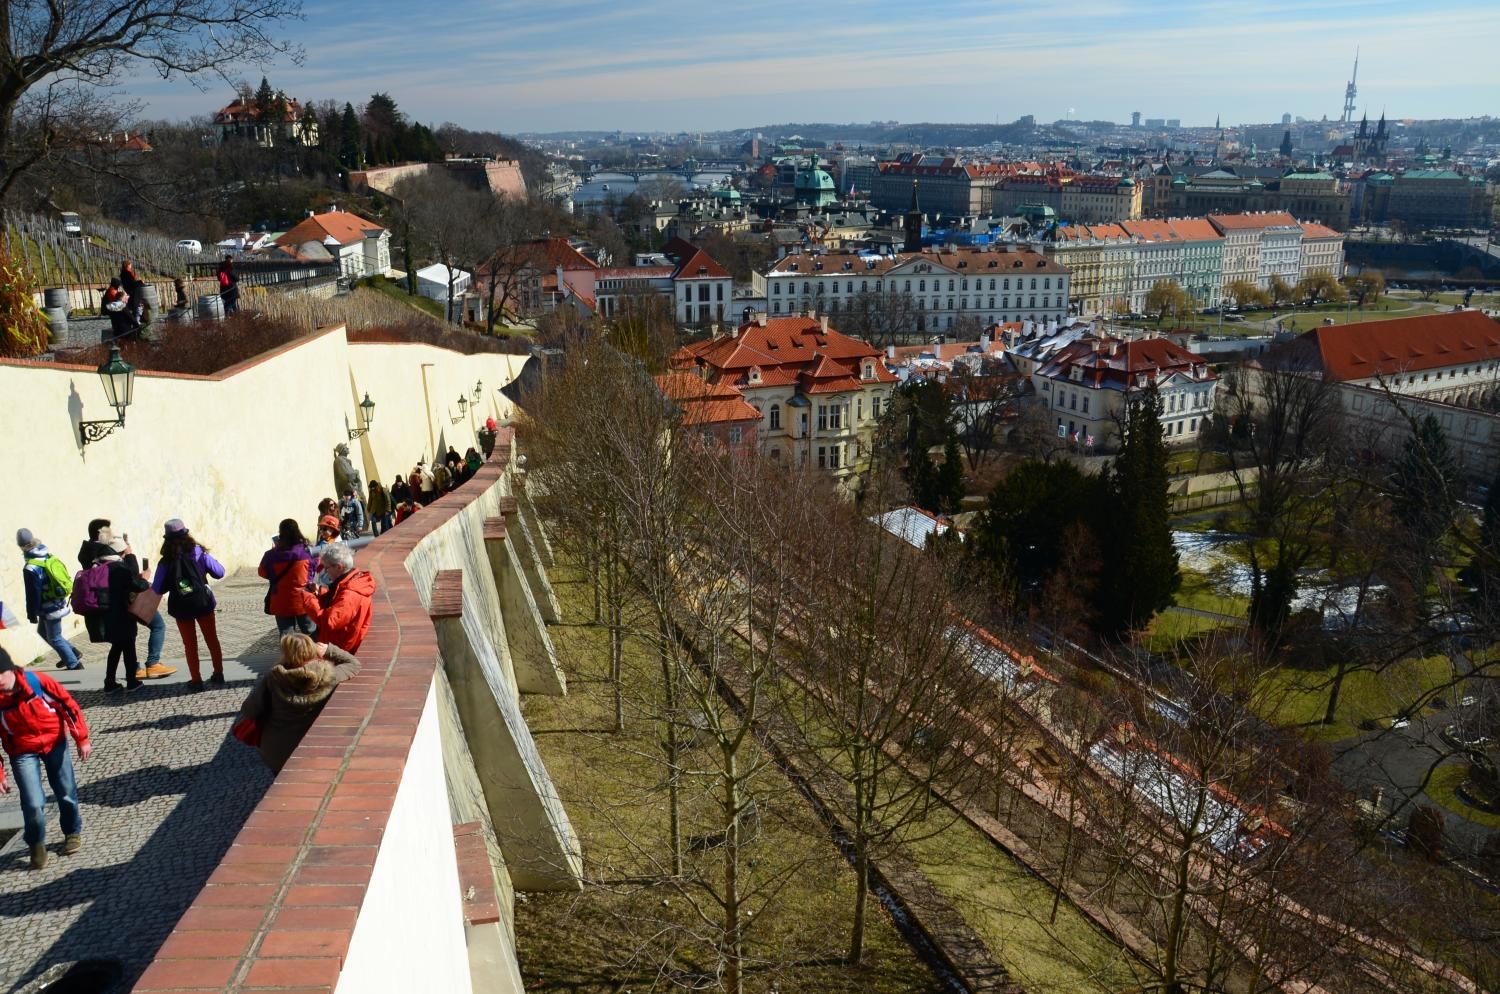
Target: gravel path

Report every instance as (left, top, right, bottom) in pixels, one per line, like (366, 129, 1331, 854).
(0, 571, 286, 993)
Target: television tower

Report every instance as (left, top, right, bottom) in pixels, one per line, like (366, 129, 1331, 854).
(1342, 49, 1359, 124)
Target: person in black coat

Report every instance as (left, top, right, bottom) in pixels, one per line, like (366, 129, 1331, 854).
(100, 537, 147, 693)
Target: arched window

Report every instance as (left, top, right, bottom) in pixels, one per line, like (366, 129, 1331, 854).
(769, 404, 781, 430)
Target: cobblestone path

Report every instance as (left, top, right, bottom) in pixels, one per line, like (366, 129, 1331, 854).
(0, 572, 285, 992)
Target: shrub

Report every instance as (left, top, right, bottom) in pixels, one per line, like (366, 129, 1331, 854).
(1407, 803, 1446, 860)
(53, 312, 305, 375)
(0, 246, 48, 358)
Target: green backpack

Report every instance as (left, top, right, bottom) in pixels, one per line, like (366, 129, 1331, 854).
(32, 554, 74, 601)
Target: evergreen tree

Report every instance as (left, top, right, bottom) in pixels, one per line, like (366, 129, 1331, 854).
(972, 460, 1104, 595)
(1391, 413, 1457, 550)
(1097, 388, 1180, 635)
(935, 437, 965, 514)
(339, 103, 363, 169)
(253, 76, 275, 119)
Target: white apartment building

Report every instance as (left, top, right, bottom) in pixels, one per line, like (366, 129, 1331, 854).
(1208, 212, 1302, 290)
(761, 246, 1071, 333)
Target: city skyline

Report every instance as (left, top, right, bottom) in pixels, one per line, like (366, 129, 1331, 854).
(122, 0, 1500, 134)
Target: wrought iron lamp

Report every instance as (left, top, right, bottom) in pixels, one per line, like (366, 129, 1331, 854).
(79, 347, 136, 446)
(347, 392, 376, 440)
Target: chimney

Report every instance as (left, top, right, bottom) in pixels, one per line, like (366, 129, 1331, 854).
(979, 332, 991, 352)
(1110, 340, 1120, 356)
(755, 312, 768, 327)
(887, 344, 896, 360)
(820, 314, 829, 333)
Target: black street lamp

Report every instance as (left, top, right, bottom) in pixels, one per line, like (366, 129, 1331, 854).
(472, 380, 483, 405)
(347, 392, 376, 440)
(79, 346, 136, 446)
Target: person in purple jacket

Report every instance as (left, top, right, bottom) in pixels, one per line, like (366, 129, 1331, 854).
(151, 519, 226, 690)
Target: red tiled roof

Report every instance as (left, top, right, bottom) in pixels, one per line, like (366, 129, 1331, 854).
(656, 372, 762, 425)
(662, 237, 732, 280)
(1208, 211, 1300, 231)
(1299, 222, 1341, 240)
(214, 96, 306, 124)
(1297, 311, 1500, 381)
(1037, 335, 1214, 391)
(275, 211, 384, 248)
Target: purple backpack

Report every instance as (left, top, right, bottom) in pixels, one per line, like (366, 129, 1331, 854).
(70, 562, 111, 614)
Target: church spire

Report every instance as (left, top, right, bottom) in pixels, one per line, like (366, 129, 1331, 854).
(904, 180, 923, 253)
(1215, 113, 1220, 130)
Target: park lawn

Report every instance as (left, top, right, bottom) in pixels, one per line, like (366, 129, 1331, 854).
(902, 813, 1149, 994)
(1255, 654, 1454, 742)
(365, 274, 448, 319)
(773, 677, 1145, 994)
(1175, 568, 1249, 619)
(1138, 609, 1236, 656)
(1426, 763, 1500, 830)
(515, 563, 947, 994)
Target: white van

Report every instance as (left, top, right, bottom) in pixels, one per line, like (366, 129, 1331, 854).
(60, 212, 82, 237)
(176, 239, 203, 254)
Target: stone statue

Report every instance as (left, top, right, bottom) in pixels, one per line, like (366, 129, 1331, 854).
(333, 442, 364, 499)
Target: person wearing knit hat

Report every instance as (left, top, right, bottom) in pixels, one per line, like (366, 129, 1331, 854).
(150, 522, 226, 689)
(0, 642, 93, 869)
(17, 529, 83, 671)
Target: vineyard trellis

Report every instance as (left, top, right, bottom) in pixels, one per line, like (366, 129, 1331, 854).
(1, 208, 204, 290)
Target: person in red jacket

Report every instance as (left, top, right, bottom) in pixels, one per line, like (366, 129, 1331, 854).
(306, 542, 375, 654)
(0, 646, 91, 870)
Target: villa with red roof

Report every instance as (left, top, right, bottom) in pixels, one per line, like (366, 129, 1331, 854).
(1292, 310, 1500, 408)
(669, 314, 898, 477)
(271, 209, 390, 278)
(213, 94, 317, 148)
(1030, 333, 1217, 448)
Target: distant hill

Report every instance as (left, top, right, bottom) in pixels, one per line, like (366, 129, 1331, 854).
(727, 120, 1051, 147)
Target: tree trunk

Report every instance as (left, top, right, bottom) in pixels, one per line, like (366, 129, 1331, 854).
(1162, 787, 1209, 994)
(847, 764, 870, 964)
(848, 840, 869, 965)
(660, 622, 683, 876)
(1323, 657, 1349, 726)
(722, 746, 744, 994)
(609, 555, 624, 734)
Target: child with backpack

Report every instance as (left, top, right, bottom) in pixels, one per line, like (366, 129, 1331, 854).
(0, 644, 92, 870)
(150, 520, 225, 691)
(17, 529, 82, 671)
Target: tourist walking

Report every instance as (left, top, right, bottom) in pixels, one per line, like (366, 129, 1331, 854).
(0, 645, 91, 870)
(151, 520, 225, 690)
(259, 520, 316, 637)
(339, 489, 366, 539)
(390, 475, 410, 508)
(432, 459, 451, 497)
(306, 542, 375, 654)
(367, 481, 392, 536)
(78, 518, 170, 680)
(394, 497, 420, 525)
(418, 462, 436, 505)
(217, 255, 240, 315)
(315, 514, 342, 548)
(463, 447, 482, 482)
(234, 634, 361, 773)
(17, 530, 82, 671)
(100, 278, 133, 338)
(100, 537, 149, 693)
(120, 260, 146, 327)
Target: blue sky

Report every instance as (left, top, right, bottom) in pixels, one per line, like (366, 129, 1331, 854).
(126, 0, 1500, 133)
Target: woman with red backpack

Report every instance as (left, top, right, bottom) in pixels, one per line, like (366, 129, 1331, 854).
(150, 520, 225, 691)
(0, 645, 91, 870)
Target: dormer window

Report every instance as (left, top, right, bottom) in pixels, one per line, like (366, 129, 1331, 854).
(1137, 373, 1148, 388)
(862, 361, 875, 380)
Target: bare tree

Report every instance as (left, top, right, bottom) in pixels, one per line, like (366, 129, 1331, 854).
(948, 356, 1025, 472)
(2, 0, 302, 202)
(392, 170, 493, 322)
(780, 502, 996, 963)
(1219, 348, 1344, 638)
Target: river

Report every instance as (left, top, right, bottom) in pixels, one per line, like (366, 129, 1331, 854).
(573, 170, 736, 205)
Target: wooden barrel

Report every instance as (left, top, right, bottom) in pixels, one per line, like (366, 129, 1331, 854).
(43, 287, 69, 310)
(196, 293, 224, 321)
(142, 283, 160, 311)
(44, 306, 68, 342)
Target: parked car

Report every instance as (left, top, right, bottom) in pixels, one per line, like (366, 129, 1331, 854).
(176, 239, 203, 254)
(60, 212, 82, 237)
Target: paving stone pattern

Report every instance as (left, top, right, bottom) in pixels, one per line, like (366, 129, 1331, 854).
(0, 572, 286, 993)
